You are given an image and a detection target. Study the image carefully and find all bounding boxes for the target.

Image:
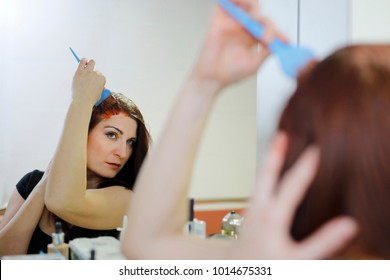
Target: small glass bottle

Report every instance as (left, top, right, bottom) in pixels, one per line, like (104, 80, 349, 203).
(47, 221, 69, 259)
(221, 210, 242, 239)
(209, 210, 242, 240)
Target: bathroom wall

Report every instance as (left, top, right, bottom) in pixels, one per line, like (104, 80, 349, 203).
(351, 0, 390, 43)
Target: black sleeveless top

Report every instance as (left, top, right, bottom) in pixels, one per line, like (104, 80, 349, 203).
(16, 170, 120, 254)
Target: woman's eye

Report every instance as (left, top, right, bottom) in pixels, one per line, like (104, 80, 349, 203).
(106, 132, 117, 139)
(127, 139, 136, 146)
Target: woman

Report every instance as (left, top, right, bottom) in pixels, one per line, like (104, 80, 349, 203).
(0, 59, 151, 255)
(120, 0, 358, 260)
(283, 45, 390, 259)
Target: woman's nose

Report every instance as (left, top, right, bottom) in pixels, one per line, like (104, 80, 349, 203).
(114, 141, 128, 159)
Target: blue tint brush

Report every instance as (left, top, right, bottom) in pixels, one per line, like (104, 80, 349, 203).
(69, 47, 81, 63)
(69, 47, 111, 105)
(216, 0, 315, 78)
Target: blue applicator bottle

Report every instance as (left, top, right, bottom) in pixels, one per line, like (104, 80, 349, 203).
(69, 47, 111, 106)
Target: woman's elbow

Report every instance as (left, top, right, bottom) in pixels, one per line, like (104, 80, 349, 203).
(44, 192, 67, 215)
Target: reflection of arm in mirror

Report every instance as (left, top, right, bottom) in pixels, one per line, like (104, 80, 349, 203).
(120, 0, 357, 259)
(0, 170, 48, 256)
(45, 58, 150, 230)
(44, 58, 125, 229)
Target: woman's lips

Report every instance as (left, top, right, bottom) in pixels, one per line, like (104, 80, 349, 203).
(107, 162, 121, 169)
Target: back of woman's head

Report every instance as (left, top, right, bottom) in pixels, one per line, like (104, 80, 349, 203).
(278, 45, 390, 259)
(89, 92, 151, 190)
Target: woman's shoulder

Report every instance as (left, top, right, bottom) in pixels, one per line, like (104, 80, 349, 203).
(17, 170, 44, 185)
(16, 169, 44, 199)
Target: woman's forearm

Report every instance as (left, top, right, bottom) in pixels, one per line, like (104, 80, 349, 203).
(0, 181, 46, 256)
(45, 59, 105, 218)
(122, 0, 267, 258)
(45, 100, 92, 214)
(122, 76, 228, 258)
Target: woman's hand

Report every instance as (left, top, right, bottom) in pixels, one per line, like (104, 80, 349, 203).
(72, 59, 106, 104)
(235, 132, 358, 259)
(191, 0, 287, 90)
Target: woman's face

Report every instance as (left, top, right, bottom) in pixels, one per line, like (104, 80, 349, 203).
(87, 113, 138, 178)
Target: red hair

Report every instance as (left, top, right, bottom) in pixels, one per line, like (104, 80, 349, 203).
(279, 45, 390, 259)
(89, 92, 151, 190)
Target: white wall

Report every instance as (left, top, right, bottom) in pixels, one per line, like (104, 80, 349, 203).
(0, 0, 257, 207)
(351, 0, 390, 43)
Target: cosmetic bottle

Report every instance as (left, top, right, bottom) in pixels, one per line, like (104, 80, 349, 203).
(209, 210, 242, 240)
(221, 210, 242, 238)
(185, 198, 206, 238)
(47, 221, 69, 259)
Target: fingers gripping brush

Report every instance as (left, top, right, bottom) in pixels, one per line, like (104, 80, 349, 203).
(69, 47, 111, 106)
(216, 0, 315, 78)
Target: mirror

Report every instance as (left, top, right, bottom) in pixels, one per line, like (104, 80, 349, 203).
(0, 0, 257, 207)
